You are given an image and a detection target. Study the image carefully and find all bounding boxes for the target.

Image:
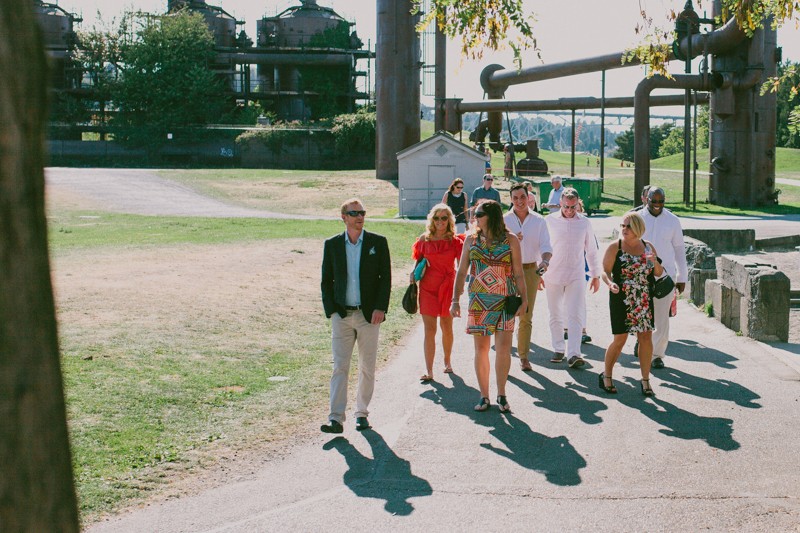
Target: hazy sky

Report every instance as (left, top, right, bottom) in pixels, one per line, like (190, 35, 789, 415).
(60, 0, 800, 116)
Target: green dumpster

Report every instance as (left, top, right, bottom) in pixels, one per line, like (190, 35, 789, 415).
(526, 176, 603, 216)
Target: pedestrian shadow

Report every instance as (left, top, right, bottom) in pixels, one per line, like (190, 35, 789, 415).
(610, 378, 740, 451)
(507, 374, 606, 424)
(421, 374, 586, 486)
(656, 367, 762, 408)
(322, 432, 432, 515)
(666, 339, 739, 369)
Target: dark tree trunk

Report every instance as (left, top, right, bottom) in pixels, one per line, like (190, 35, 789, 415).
(0, 2, 80, 531)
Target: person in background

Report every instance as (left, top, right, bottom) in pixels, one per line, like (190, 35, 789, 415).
(542, 175, 564, 214)
(411, 204, 464, 381)
(599, 211, 664, 396)
(503, 144, 514, 180)
(637, 187, 688, 369)
(484, 146, 492, 174)
(442, 178, 469, 233)
(471, 174, 501, 207)
(504, 184, 552, 371)
(525, 183, 539, 212)
(543, 188, 601, 369)
(451, 201, 527, 413)
(632, 184, 651, 212)
(320, 198, 391, 433)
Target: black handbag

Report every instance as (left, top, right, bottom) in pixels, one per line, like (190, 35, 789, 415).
(402, 283, 418, 314)
(504, 295, 523, 315)
(652, 274, 675, 299)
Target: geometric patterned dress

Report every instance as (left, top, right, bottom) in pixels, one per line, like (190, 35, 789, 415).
(466, 234, 516, 335)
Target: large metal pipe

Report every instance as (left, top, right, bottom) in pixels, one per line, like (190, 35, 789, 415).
(634, 74, 713, 202)
(215, 52, 353, 66)
(453, 94, 707, 113)
(375, 0, 420, 181)
(433, 24, 446, 132)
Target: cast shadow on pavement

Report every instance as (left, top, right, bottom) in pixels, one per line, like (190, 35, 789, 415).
(664, 339, 739, 369)
(422, 374, 586, 486)
(507, 374, 606, 425)
(322, 432, 432, 516)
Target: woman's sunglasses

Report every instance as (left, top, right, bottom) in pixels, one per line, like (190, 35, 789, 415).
(454, 185, 463, 189)
(474, 212, 487, 218)
(432, 215, 449, 222)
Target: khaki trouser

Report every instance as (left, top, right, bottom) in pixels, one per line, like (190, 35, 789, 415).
(329, 310, 380, 424)
(517, 263, 541, 359)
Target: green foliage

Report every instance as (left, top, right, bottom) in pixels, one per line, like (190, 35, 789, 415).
(658, 108, 709, 157)
(330, 111, 376, 151)
(764, 61, 800, 147)
(298, 67, 351, 118)
(413, 0, 539, 70)
(111, 11, 228, 148)
(235, 125, 309, 154)
(705, 302, 714, 317)
(307, 22, 352, 49)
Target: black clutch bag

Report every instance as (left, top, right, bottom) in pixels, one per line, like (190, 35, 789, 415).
(652, 274, 675, 299)
(504, 295, 522, 315)
(402, 283, 418, 314)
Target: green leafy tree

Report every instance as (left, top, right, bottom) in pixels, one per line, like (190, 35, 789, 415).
(613, 127, 634, 162)
(614, 122, 676, 161)
(657, 106, 710, 157)
(112, 11, 227, 148)
(770, 61, 800, 147)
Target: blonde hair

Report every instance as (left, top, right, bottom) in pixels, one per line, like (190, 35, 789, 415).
(423, 203, 456, 240)
(340, 197, 363, 214)
(623, 212, 646, 238)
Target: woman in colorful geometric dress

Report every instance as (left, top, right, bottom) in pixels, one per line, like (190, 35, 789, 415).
(451, 200, 526, 412)
(411, 204, 464, 382)
(599, 212, 664, 396)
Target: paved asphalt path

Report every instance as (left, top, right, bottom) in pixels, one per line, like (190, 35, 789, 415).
(51, 169, 800, 532)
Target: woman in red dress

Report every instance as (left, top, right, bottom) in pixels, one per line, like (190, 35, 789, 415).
(410, 204, 464, 381)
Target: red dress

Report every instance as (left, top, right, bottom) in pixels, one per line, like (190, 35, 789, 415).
(412, 235, 464, 317)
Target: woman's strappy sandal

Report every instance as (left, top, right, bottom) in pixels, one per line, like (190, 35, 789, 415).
(640, 378, 655, 397)
(474, 397, 490, 411)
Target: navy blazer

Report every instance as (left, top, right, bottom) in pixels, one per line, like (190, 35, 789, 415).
(321, 230, 391, 322)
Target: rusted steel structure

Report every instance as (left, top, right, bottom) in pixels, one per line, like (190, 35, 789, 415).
(375, 0, 421, 181)
(432, 1, 778, 207)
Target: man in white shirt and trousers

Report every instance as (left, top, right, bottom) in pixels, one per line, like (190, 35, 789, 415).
(504, 184, 553, 371)
(638, 187, 688, 369)
(543, 187, 601, 368)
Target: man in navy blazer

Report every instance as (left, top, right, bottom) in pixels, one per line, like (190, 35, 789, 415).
(320, 198, 391, 433)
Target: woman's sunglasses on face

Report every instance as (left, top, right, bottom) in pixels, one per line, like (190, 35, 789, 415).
(454, 185, 463, 189)
(474, 211, 487, 218)
(620, 223, 632, 229)
(432, 215, 449, 222)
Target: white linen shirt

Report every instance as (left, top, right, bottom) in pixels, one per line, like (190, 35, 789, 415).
(503, 209, 553, 264)
(640, 208, 688, 282)
(544, 211, 602, 285)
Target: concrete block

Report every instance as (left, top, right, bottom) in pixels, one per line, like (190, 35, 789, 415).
(684, 237, 717, 269)
(683, 228, 755, 253)
(742, 268, 790, 342)
(690, 268, 717, 305)
(705, 279, 722, 320)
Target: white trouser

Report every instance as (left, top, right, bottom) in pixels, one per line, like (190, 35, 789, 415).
(652, 292, 672, 358)
(546, 278, 585, 357)
(329, 310, 380, 423)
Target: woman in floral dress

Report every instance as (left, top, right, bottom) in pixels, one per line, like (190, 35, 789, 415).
(451, 201, 526, 412)
(599, 212, 664, 396)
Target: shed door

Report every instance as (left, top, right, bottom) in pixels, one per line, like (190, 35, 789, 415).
(428, 165, 455, 205)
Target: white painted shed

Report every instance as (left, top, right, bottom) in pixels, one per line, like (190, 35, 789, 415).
(397, 132, 489, 218)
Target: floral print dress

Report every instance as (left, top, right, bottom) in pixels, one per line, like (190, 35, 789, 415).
(609, 240, 654, 334)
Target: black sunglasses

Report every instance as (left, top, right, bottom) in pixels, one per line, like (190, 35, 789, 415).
(432, 215, 449, 222)
(474, 211, 487, 218)
(649, 199, 665, 204)
(345, 210, 366, 217)
(484, 177, 493, 181)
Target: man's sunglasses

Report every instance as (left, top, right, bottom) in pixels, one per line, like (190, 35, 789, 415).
(561, 205, 578, 210)
(649, 199, 665, 204)
(345, 210, 366, 217)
